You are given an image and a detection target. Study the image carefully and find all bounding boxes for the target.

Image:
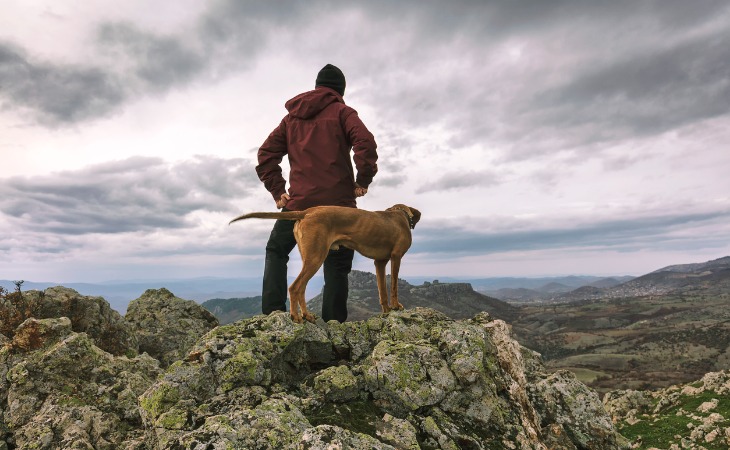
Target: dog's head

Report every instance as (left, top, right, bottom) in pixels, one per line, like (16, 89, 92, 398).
(387, 204, 421, 229)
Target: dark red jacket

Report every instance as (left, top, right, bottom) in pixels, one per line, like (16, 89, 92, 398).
(255, 87, 378, 211)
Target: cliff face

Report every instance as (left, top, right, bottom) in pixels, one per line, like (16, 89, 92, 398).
(1, 287, 628, 449)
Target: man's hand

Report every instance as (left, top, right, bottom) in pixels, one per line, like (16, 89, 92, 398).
(276, 193, 290, 209)
(354, 183, 368, 197)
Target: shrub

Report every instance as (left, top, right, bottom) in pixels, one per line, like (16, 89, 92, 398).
(0, 280, 42, 338)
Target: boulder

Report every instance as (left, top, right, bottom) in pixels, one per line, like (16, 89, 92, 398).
(125, 288, 219, 368)
(1, 287, 138, 357)
(0, 321, 161, 449)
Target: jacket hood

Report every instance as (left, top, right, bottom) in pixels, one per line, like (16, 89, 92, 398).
(285, 87, 343, 120)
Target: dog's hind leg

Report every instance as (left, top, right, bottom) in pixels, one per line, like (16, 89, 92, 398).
(389, 256, 404, 311)
(374, 259, 390, 314)
(288, 232, 328, 323)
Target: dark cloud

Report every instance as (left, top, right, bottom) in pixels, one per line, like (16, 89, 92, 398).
(417, 170, 501, 193)
(97, 22, 209, 90)
(355, 1, 730, 162)
(412, 209, 730, 255)
(530, 32, 730, 142)
(2, 0, 729, 145)
(0, 156, 259, 234)
(0, 41, 126, 125)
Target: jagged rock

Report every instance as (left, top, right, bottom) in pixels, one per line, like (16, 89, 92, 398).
(3, 287, 138, 357)
(375, 413, 420, 449)
(125, 288, 219, 368)
(607, 370, 730, 449)
(0, 322, 161, 450)
(530, 370, 621, 449)
(602, 389, 651, 423)
(301, 425, 396, 449)
(10, 317, 72, 352)
(140, 307, 627, 449)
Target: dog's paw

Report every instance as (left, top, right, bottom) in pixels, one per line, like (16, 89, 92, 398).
(290, 313, 303, 324)
(391, 303, 405, 311)
(303, 311, 317, 323)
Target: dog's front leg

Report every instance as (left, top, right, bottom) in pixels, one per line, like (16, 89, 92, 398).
(374, 259, 390, 314)
(389, 256, 404, 311)
(289, 269, 317, 324)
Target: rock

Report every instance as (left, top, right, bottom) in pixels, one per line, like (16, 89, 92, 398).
(603, 389, 651, 423)
(125, 288, 219, 367)
(2, 287, 138, 357)
(608, 370, 730, 449)
(139, 307, 626, 449)
(530, 370, 623, 450)
(375, 414, 420, 449)
(301, 425, 396, 449)
(0, 327, 161, 449)
(10, 317, 72, 352)
(313, 365, 359, 402)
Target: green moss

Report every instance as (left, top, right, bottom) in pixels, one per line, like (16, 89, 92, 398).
(7, 363, 29, 385)
(58, 395, 86, 407)
(157, 407, 189, 430)
(140, 382, 181, 419)
(218, 350, 260, 391)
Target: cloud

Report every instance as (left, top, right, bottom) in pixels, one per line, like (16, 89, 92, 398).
(0, 156, 259, 235)
(530, 32, 730, 143)
(417, 170, 501, 193)
(412, 208, 730, 255)
(0, 41, 126, 125)
(96, 22, 209, 90)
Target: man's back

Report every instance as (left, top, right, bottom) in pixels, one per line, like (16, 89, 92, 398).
(256, 86, 377, 211)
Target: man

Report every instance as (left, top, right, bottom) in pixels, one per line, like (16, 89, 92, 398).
(255, 64, 378, 322)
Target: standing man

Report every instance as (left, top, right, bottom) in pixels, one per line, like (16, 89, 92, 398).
(255, 64, 378, 322)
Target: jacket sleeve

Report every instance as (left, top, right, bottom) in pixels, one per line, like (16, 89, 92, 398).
(342, 107, 378, 188)
(255, 119, 288, 201)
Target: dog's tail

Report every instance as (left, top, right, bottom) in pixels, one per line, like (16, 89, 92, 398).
(229, 211, 308, 225)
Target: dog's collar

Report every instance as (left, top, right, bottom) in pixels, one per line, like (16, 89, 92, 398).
(398, 209, 416, 229)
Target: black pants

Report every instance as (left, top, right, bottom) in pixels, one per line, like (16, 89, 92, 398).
(262, 214, 354, 322)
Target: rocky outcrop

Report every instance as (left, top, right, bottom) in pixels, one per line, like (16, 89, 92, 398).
(605, 370, 730, 449)
(125, 288, 219, 368)
(140, 307, 627, 449)
(1, 284, 630, 449)
(2, 287, 138, 357)
(0, 317, 161, 449)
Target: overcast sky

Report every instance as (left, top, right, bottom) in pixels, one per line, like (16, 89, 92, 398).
(1, 1, 729, 283)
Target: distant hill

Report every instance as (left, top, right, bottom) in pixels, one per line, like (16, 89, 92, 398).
(478, 276, 634, 303)
(512, 255, 730, 392)
(587, 277, 625, 289)
(307, 270, 518, 322)
(651, 255, 730, 274)
(598, 255, 730, 298)
(201, 296, 262, 324)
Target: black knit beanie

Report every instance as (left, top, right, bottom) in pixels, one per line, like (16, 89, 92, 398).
(315, 64, 346, 96)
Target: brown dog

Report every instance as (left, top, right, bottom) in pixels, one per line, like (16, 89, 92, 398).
(230, 204, 421, 323)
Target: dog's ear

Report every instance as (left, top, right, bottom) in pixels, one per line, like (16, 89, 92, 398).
(407, 207, 421, 228)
